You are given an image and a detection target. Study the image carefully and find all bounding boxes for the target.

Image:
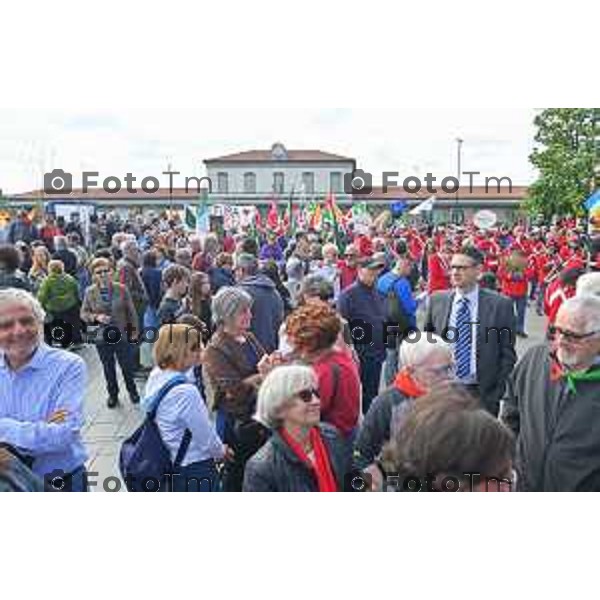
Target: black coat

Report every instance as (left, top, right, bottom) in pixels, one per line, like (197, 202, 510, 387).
(243, 424, 349, 492)
(353, 387, 410, 470)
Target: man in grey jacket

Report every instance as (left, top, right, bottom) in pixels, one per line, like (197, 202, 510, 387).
(500, 296, 600, 491)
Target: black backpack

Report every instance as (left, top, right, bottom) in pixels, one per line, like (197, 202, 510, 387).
(119, 376, 191, 492)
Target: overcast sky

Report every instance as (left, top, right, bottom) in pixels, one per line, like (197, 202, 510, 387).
(0, 108, 539, 194)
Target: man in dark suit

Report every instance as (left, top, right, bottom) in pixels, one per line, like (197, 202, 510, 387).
(424, 246, 516, 416)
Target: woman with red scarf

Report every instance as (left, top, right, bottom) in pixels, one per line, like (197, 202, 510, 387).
(243, 365, 347, 491)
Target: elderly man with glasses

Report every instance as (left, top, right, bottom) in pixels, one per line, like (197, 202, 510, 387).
(352, 333, 455, 488)
(0, 288, 88, 491)
(501, 296, 600, 491)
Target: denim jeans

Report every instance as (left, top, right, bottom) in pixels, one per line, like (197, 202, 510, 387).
(513, 296, 527, 334)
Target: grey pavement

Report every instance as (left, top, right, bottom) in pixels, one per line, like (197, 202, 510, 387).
(80, 306, 548, 492)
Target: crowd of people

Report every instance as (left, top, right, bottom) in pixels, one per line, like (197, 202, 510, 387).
(1, 207, 599, 492)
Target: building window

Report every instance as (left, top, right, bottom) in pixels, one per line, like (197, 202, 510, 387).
(330, 172, 342, 193)
(273, 172, 285, 194)
(217, 172, 229, 194)
(244, 172, 256, 194)
(302, 172, 315, 195)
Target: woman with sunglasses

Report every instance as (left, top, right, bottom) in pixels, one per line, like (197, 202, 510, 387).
(243, 365, 347, 492)
(81, 257, 141, 408)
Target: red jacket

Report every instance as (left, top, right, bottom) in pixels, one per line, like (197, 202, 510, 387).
(427, 253, 450, 293)
(312, 350, 361, 437)
(498, 265, 534, 298)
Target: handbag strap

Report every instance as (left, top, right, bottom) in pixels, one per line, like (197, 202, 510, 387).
(148, 375, 193, 470)
(173, 429, 192, 470)
(148, 375, 189, 421)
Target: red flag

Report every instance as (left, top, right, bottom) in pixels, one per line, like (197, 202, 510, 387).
(267, 201, 279, 230)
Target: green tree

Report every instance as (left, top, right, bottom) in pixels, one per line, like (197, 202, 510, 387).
(527, 108, 599, 219)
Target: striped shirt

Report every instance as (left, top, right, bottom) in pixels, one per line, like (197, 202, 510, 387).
(0, 344, 88, 477)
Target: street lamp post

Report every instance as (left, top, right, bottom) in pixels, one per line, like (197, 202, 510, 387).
(455, 138, 464, 224)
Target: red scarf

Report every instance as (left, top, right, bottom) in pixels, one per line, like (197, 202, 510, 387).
(280, 427, 338, 492)
(394, 367, 426, 398)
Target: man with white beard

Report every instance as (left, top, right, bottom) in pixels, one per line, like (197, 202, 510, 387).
(500, 296, 600, 491)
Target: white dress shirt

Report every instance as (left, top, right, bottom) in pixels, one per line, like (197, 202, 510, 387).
(449, 285, 479, 384)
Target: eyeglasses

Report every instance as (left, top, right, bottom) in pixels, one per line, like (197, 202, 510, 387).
(95, 269, 111, 275)
(296, 388, 320, 403)
(0, 316, 37, 331)
(450, 264, 476, 271)
(548, 326, 600, 342)
(424, 364, 455, 378)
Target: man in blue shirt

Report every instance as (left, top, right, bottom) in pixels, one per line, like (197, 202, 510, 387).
(0, 288, 88, 491)
(377, 255, 418, 385)
(338, 252, 387, 414)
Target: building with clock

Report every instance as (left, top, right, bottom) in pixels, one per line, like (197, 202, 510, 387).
(203, 142, 356, 205)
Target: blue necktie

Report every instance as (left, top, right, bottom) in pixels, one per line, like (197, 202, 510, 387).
(455, 297, 472, 380)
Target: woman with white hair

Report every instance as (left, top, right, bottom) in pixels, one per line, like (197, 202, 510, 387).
(353, 333, 455, 475)
(243, 365, 347, 492)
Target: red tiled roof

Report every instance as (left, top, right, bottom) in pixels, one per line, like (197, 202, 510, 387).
(204, 150, 355, 163)
(354, 185, 528, 201)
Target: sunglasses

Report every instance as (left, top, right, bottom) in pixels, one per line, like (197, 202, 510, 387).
(548, 326, 600, 342)
(296, 388, 320, 403)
